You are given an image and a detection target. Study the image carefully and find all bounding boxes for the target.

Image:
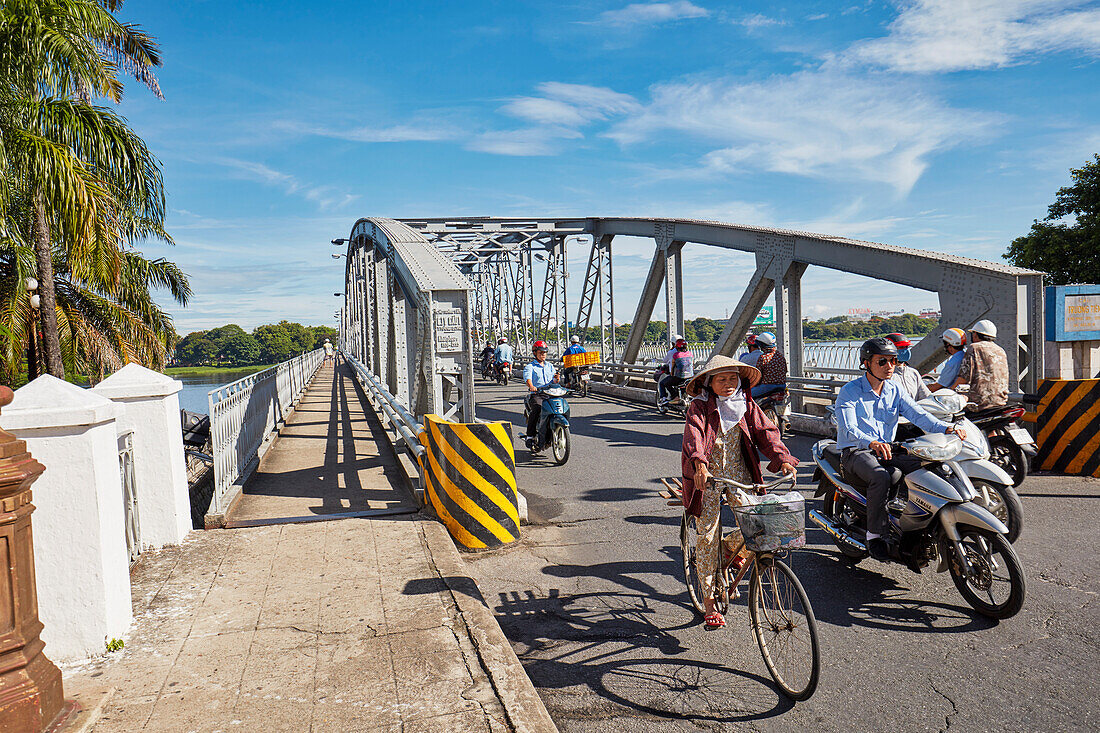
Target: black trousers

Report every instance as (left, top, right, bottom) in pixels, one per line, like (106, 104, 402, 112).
(841, 448, 923, 536)
(525, 394, 545, 439)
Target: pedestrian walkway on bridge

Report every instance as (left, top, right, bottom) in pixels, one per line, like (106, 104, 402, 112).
(62, 363, 555, 733)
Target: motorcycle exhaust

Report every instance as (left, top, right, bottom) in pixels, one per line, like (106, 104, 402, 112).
(808, 509, 867, 553)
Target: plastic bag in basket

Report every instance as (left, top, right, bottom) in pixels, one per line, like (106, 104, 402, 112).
(735, 491, 806, 552)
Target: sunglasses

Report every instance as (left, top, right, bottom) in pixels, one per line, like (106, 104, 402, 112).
(873, 356, 898, 367)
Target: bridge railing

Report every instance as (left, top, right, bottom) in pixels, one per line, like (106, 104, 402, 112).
(208, 348, 325, 519)
(343, 353, 425, 462)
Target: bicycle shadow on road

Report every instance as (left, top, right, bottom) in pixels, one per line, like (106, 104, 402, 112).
(492, 586, 796, 723)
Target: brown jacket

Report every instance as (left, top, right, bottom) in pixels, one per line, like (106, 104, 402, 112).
(680, 389, 798, 517)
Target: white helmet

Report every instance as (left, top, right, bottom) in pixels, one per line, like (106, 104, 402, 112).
(570, 335, 580, 343)
(673, 334, 684, 342)
(942, 328, 966, 347)
(756, 331, 776, 348)
(971, 319, 997, 339)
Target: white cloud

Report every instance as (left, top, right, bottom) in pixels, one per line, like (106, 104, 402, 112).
(278, 120, 459, 143)
(843, 0, 1100, 72)
(467, 127, 582, 156)
(212, 157, 358, 211)
(595, 1, 710, 26)
(608, 70, 996, 194)
(503, 97, 591, 127)
(734, 13, 786, 28)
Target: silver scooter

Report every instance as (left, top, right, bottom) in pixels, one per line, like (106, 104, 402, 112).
(825, 395, 1023, 543)
(809, 432, 1026, 619)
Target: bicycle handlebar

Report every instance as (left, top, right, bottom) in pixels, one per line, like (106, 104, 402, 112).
(709, 474, 795, 492)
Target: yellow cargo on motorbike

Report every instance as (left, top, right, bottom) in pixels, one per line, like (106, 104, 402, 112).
(563, 351, 600, 369)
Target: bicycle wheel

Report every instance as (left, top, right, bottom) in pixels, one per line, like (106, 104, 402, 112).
(748, 556, 820, 700)
(680, 514, 707, 615)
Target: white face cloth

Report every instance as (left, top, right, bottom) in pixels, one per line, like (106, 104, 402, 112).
(716, 386, 747, 432)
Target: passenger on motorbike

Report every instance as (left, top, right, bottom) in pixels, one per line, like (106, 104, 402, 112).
(524, 340, 559, 450)
(493, 337, 514, 377)
(657, 336, 694, 406)
(561, 335, 585, 387)
(835, 337, 965, 562)
(751, 332, 786, 401)
(480, 340, 496, 371)
(929, 328, 966, 392)
(680, 354, 798, 628)
(740, 334, 762, 368)
(951, 320, 1009, 411)
(884, 332, 930, 401)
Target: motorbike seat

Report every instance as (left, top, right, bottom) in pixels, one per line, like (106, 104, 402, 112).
(968, 404, 1011, 422)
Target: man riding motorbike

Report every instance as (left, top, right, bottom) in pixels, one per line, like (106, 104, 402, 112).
(952, 320, 1009, 412)
(561, 335, 586, 388)
(493, 337, 514, 381)
(524, 340, 558, 450)
(657, 336, 694, 406)
(751, 332, 786, 401)
(835, 337, 965, 563)
(929, 328, 966, 392)
(480, 340, 496, 374)
(884, 332, 930, 401)
(740, 333, 762, 368)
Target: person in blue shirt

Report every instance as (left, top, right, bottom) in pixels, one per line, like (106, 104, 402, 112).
(561, 335, 586, 388)
(929, 328, 966, 392)
(523, 340, 558, 448)
(493, 337, 514, 369)
(836, 337, 965, 563)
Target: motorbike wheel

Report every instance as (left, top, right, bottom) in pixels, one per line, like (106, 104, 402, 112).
(947, 528, 1026, 619)
(989, 435, 1028, 487)
(821, 481, 866, 562)
(551, 424, 570, 465)
(749, 556, 821, 701)
(498, 373, 507, 386)
(971, 479, 1024, 543)
(656, 387, 668, 415)
(580, 380, 589, 398)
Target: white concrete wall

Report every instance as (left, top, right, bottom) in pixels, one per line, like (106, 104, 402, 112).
(0, 375, 133, 661)
(94, 363, 192, 547)
(1045, 340, 1100, 379)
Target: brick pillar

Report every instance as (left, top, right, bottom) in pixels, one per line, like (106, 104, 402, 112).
(0, 386, 66, 733)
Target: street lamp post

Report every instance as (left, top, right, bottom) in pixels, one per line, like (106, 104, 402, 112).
(25, 277, 39, 381)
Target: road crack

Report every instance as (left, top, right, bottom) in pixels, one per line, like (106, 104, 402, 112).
(929, 675, 959, 732)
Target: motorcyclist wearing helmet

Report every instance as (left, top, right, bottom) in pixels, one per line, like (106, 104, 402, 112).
(884, 333, 930, 401)
(952, 319, 1008, 411)
(751, 332, 786, 400)
(929, 328, 966, 393)
(493, 336, 514, 373)
(657, 335, 694, 406)
(835, 337, 965, 563)
(740, 333, 762, 368)
(524, 340, 559, 448)
(480, 339, 496, 367)
(561, 335, 586, 387)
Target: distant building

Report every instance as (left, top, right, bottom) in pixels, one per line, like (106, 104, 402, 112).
(919, 309, 941, 320)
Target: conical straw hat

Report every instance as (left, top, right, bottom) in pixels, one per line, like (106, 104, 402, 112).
(684, 354, 761, 397)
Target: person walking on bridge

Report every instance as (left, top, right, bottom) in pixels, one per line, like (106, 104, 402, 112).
(680, 354, 798, 629)
(523, 340, 558, 451)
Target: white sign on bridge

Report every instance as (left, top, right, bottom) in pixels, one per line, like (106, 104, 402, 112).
(433, 309, 464, 352)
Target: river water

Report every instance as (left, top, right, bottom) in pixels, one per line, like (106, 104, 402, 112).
(175, 368, 267, 415)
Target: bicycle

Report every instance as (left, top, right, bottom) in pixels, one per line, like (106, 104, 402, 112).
(661, 474, 821, 701)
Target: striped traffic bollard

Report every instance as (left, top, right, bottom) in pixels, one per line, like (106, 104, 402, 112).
(1035, 378, 1100, 477)
(418, 414, 520, 550)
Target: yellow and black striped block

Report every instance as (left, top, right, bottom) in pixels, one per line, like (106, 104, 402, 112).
(418, 414, 520, 550)
(1036, 378, 1100, 477)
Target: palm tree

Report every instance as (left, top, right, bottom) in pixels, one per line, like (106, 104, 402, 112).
(0, 0, 165, 378)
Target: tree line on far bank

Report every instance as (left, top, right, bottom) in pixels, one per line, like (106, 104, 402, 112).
(174, 322, 338, 367)
(562, 313, 938, 345)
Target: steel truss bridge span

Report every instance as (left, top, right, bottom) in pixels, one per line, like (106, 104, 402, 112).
(339, 216, 1044, 427)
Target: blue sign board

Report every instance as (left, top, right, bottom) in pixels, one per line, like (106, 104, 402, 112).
(1046, 285, 1100, 341)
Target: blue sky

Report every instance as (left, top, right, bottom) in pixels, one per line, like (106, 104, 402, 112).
(114, 1, 1100, 333)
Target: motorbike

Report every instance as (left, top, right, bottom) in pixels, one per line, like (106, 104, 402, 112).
(562, 365, 591, 397)
(895, 391, 1024, 542)
(755, 387, 791, 435)
(481, 353, 494, 380)
(654, 368, 687, 417)
(493, 360, 512, 386)
(808, 432, 1026, 619)
(524, 384, 571, 464)
(968, 404, 1037, 487)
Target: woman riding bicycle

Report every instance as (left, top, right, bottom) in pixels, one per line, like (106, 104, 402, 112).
(680, 354, 798, 628)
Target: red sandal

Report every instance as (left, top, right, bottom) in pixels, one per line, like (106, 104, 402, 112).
(704, 611, 726, 629)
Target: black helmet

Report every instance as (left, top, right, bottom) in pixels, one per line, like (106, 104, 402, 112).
(859, 337, 898, 365)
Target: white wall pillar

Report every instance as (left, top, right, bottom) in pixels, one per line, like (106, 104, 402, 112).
(0, 376, 131, 661)
(93, 363, 192, 547)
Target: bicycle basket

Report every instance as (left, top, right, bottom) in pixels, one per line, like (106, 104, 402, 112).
(731, 492, 806, 552)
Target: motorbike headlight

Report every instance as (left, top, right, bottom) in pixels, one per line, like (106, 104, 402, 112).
(904, 437, 962, 462)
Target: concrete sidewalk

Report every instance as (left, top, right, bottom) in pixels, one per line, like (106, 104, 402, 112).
(62, 363, 556, 732)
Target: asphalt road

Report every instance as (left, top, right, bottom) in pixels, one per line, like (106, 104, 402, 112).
(464, 379, 1100, 733)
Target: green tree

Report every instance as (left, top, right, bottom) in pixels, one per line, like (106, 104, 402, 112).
(310, 325, 338, 348)
(175, 333, 215, 366)
(1005, 154, 1100, 285)
(0, 0, 167, 378)
(204, 324, 246, 353)
(253, 323, 294, 363)
(218, 332, 260, 367)
(278, 320, 313, 353)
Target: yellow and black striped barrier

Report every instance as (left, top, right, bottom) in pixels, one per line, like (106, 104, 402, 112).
(418, 414, 520, 550)
(1036, 378, 1100, 477)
